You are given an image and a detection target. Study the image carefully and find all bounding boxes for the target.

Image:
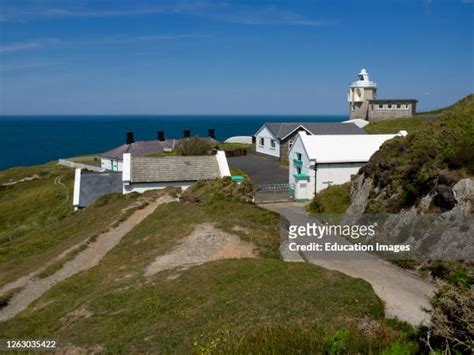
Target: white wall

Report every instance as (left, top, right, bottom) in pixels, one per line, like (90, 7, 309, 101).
(72, 168, 81, 209)
(288, 135, 316, 198)
(216, 150, 231, 177)
(255, 126, 280, 158)
(123, 181, 193, 194)
(101, 158, 123, 172)
(315, 163, 363, 193)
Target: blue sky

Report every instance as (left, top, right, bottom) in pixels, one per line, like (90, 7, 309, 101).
(0, 0, 472, 115)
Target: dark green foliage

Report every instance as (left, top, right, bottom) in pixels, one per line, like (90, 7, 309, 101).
(307, 182, 351, 215)
(175, 137, 213, 156)
(363, 94, 474, 212)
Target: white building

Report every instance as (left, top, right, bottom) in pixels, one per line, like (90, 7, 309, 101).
(122, 151, 230, 194)
(288, 131, 407, 200)
(253, 122, 365, 160)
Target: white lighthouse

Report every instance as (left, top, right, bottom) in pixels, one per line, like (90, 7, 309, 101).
(348, 69, 377, 119)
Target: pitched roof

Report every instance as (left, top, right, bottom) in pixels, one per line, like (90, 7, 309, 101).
(79, 172, 122, 207)
(102, 137, 219, 160)
(131, 155, 222, 183)
(298, 132, 400, 164)
(102, 140, 177, 160)
(263, 122, 366, 140)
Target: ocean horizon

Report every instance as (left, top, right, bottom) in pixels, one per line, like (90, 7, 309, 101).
(0, 115, 347, 171)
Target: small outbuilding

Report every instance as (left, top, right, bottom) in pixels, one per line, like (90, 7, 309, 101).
(288, 131, 407, 200)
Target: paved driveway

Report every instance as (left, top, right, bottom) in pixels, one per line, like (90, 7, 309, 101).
(262, 202, 435, 326)
(227, 154, 288, 185)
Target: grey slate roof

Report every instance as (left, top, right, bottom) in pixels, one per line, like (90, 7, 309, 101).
(131, 155, 221, 183)
(102, 139, 177, 160)
(263, 122, 366, 140)
(102, 137, 219, 160)
(79, 172, 122, 208)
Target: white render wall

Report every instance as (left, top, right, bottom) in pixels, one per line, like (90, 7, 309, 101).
(101, 157, 123, 172)
(288, 135, 316, 198)
(315, 163, 363, 193)
(255, 126, 280, 158)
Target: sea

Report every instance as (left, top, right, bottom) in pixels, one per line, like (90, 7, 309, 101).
(0, 115, 346, 171)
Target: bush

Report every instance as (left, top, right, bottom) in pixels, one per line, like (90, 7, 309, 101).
(307, 183, 351, 215)
(180, 177, 254, 204)
(175, 137, 212, 156)
(421, 281, 474, 353)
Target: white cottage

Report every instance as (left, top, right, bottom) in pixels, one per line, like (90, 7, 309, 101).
(288, 131, 407, 200)
(122, 151, 230, 194)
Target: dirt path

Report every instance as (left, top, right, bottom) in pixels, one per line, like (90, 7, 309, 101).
(145, 223, 256, 278)
(0, 195, 174, 322)
(263, 202, 435, 326)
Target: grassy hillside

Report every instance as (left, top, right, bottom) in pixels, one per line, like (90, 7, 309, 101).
(0, 162, 153, 287)
(362, 94, 474, 212)
(0, 173, 415, 352)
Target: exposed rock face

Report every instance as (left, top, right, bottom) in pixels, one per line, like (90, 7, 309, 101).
(433, 184, 456, 211)
(344, 176, 474, 260)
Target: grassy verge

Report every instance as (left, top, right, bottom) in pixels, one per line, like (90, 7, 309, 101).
(364, 116, 427, 134)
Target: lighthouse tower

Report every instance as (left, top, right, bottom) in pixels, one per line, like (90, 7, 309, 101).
(348, 69, 377, 120)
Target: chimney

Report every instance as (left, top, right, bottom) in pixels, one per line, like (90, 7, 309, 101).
(183, 129, 191, 138)
(157, 130, 165, 141)
(126, 131, 135, 145)
(208, 128, 215, 139)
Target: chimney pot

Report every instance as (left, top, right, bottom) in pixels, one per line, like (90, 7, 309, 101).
(126, 131, 135, 145)
(157, 130, 165, 141)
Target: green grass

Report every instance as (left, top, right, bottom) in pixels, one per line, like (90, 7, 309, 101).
(0, 162, 154, 287)
(364, 116, 427, 134)
(0, 165, 416, 352)
(307, 182, 351, 215)
(217, 142, 253, 152)
(362, 94, 474, 213)
(0, 196, 414, 353)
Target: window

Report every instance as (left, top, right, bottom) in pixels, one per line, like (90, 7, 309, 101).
(270, 139, 276, 149)
(288, 139, 294, 150)
(396, 104, 401, 109)
(296, 167, 302, 175)
(259, 137, 264, 146)
(351, 104, 355, 111)
(387, 104, 392, 109)
(296, 153, 302, 161)
(378, 104, 384, 109)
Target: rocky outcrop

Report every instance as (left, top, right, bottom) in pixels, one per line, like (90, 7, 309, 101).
(344, 176, 474, 260)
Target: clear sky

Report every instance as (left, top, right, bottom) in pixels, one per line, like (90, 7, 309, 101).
(0, 0, 472, 115)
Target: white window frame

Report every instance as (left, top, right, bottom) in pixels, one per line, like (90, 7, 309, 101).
(259, 137, 264, 146)
(270, 139, 276, 149)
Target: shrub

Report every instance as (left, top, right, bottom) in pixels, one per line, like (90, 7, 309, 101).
(175, 137, 212, 156)
(421, 281, 474, 353)
(180, 177, 254, 204)
(307, 183, 351, 215)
